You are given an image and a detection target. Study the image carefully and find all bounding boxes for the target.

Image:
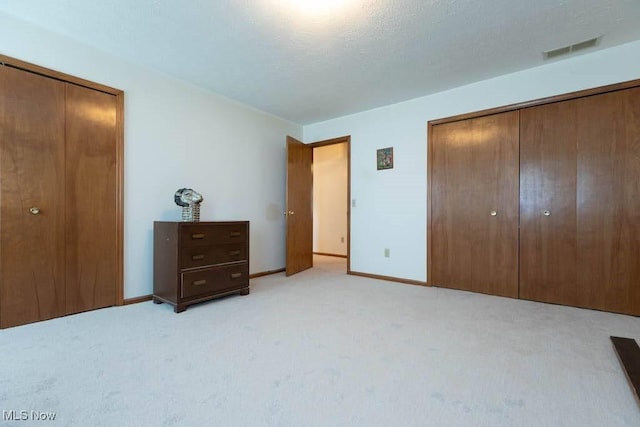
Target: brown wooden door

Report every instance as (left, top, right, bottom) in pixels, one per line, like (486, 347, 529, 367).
(65, 83, 118, 313)
(519, 101, 578, 306)
(575, 88, 640, 315)
(431, 119, 474, 291)
(286, 136, 313, 276)
(0, 66, 66, 328)
(431, 111, 519, 297)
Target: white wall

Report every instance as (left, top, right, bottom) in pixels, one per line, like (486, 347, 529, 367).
(304, 40, 640, 282)
(0, 12, 302, 299)
(313, 143, 348, 256)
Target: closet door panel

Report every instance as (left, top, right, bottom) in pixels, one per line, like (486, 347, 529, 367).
(576, 88, 640, 314)
(431, 119, 474, 291)
(0, 67, 66, 328)
(520, 102, 578, 306)
(470, 111, 519, 298)
(431, 111, 519, 296)
(65, 83, 118, 314)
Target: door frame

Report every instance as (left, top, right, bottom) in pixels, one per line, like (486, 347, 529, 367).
(308, 136, 352, 272)
(1, 54, 125, 306)
(427, 77, 640, 287)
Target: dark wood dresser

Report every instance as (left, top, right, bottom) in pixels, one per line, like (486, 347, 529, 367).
(153, 221, 250, 313)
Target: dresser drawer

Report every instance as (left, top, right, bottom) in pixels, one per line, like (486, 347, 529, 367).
(180, 224, 247, 247)
(180, 243, 247, 269)
(181, 264, 248, 299)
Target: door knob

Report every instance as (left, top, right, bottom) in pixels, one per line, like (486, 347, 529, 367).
(29, 207, 40, 215)
(543, 210, 551, 216)
(490, 210, 497, 216)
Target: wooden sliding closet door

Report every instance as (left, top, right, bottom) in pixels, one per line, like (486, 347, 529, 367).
(1, 61, 121, 328)
(431, 111, 519, 297)
(0, 66, 66, 328)
(520, 88, 640, 314)
(65, 83, 118, 313)
(519, 101, 578, 306)
(575, 88, 640, 315)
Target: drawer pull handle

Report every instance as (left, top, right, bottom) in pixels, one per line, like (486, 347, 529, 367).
(229, 250, 241, 256)
(193, 279, 207, 286)
(192, 233, 205, 239)
(192, 254, 205, 261)
(229, 231, 241, 237)
(230, 272, 242, 279)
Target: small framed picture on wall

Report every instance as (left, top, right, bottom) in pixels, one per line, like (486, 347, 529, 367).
(377, 147, 393, 170)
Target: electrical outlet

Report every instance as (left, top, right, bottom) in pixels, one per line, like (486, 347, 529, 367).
(340, 237, 344, 243)
(352, 199, 357, 208)
(384, 248, 390, 257)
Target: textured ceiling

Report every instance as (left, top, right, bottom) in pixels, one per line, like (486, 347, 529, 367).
(1, 0, 640, 124)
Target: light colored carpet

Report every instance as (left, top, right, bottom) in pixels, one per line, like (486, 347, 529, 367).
(1, 255, 639, 426)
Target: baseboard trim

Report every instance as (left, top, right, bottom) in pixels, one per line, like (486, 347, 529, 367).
(313, 252, 347, 259)
(123, 271, 423, 303)
(348, 270, 427, 287)
(124, 295, 152, 305)
(249, 268, 286, 279)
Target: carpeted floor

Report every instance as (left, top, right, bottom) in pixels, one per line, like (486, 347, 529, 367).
(1, 255, 639, 426)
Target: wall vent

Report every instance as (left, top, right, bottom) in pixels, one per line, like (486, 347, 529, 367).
(543, 37, 601, 60)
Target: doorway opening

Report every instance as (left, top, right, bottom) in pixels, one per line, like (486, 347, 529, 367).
(312, 139, 349, 273)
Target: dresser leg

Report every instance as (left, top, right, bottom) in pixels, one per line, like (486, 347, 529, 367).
(240, 287, 250, 296)
(174, 304, 186, 313)
(152, 296, 163, 304)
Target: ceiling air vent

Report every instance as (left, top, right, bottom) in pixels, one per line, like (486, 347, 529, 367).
(543, 37, 601, 60)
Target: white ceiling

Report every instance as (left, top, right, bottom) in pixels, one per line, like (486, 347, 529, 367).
(1, 0, 640, 124)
